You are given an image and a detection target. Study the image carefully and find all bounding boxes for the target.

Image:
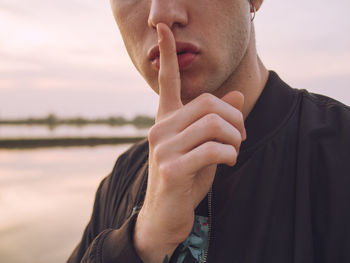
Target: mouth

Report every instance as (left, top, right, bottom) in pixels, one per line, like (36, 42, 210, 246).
(148, 42, 200, 71)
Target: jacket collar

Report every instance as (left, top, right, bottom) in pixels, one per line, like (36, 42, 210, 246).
(239, 71, 298, 155)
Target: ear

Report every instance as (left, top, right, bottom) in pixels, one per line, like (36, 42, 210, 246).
(250, 0, 264, 12)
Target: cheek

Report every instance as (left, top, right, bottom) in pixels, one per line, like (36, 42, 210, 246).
(182, 4, 251, 94)
(111, 2, 160, 92)
(112, 3, 149, 70)
(209, 3, 251, 65)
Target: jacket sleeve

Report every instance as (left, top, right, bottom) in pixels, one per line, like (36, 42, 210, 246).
(67, 177, 144, 263)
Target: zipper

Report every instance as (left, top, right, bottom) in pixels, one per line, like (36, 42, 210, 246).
(131, 161, 148, 218)
(202, 186, 213, 263)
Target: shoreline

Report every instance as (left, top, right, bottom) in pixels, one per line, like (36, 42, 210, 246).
(0, 136, 146, 149)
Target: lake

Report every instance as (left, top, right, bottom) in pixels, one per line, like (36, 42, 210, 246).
(0, 124, 149, 139)
(0, 126, 144, 262)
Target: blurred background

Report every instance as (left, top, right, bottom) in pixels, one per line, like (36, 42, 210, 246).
(0, 0, 349, 262)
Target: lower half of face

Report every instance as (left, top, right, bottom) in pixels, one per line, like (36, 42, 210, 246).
(112, 0, 252, 102)
(179, 23, 251, 103)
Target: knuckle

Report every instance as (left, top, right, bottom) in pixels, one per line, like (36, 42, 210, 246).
(235, 140, 242, 153)
(230, 149, 238, 166)
(234, 128, 243, 145)
(239, 113, 244, 129)
(148, 124, 161, 145)
(159, 161, 177, 181)
(152, 144, 165, 163)
(230, 130, 241, 153)
(232, 111, 244, 135)
(238, 111, 244, 123)
(205, 113, 222, 129)
(204, 142, 220, 162)
(199, 92, 212, 101)
(235, 111, 244, 130)
(199, 93, 217, 110)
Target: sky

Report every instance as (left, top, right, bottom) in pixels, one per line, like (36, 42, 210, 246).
(0, 0, 349, 118)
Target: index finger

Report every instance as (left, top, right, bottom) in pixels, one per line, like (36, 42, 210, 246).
(156, 23, 183, 121)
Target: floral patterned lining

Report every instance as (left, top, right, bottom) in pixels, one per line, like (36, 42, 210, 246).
(171, 215, 209, 263)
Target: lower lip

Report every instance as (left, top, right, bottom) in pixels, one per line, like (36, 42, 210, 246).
(152, 52, 198, 71)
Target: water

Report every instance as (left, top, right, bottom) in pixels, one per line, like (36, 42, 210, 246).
(0, 144, 135, 263)
(0, 124, 149, 139)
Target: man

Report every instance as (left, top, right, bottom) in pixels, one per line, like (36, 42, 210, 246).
(68, 0, 350, 262)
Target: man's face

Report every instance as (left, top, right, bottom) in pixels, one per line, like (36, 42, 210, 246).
(110, 0, 252, 103)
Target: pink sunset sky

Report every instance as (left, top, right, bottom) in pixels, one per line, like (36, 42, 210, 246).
(0, 0, 349, 118)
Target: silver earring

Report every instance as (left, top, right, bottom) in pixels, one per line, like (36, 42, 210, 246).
(251, 5, 256, 22)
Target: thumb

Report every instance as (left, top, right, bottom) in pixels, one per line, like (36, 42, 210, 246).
(222, 91, 247, 140)
(222, 91, 244, 112)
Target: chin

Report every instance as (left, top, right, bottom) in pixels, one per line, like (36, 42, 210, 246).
(180, 75, 216, 103)
(180, 85, 207, 104)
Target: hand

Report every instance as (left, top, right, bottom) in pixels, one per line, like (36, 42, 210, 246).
(133, 23, 246, 263)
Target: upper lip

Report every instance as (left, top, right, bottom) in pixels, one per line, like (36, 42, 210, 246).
(148, 42, 200, 61)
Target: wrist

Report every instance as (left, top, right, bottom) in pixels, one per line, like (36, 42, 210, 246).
(133, 210, 179, 263)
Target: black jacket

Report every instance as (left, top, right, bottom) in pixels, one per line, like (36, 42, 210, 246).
(68, 72, 350, 262)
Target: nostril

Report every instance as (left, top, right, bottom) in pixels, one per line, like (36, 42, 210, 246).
(148, 15, 157, 29)
(147, 2, 188, 30)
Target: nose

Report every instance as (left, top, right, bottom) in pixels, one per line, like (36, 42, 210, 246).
(148, 0, 188, 30)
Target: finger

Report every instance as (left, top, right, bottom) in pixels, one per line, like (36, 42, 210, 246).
(221, 91, 244, 112)
(178, 141, 238, 176)
(221, 91, 247, 140)
(156, 23, 183, 120)
(174, 113, 242, 153)
(155, 93, 245, 141)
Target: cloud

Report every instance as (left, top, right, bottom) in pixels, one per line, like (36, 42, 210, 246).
(0, 50, 145, 91)
(256, 0, 350, 53)
(0, 0, 349, 118)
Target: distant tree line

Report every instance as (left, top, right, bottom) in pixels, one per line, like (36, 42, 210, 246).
(0, 136, 146, 149)
(0, 113, 155, 128)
